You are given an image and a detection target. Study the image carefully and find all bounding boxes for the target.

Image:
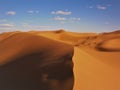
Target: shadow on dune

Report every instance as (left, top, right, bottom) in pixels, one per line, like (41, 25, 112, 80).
(0, 33, 74, 90)
(95, 47, 119, 52)
(96, 43, 120, 52)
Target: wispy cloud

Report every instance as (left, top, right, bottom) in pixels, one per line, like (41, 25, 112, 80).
(34, 26, 51, 28)
(97, 5, 107, 10)
(27, 10, 39, 14)
(51, 10, 72, 15)
(54, 16, 66, 21)
(89, 4, 112, 10)
(0, 24, 15, 30)
(22, 23, 51, 29)
(0, 24, 14, 27)
(6, 11, 16, 15)
(70, 17, 80, 21)
(27, 10, 34, 14)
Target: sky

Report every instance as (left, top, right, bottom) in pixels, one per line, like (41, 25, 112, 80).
(0, 0, 120, 33)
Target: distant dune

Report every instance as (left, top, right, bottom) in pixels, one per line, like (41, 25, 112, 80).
(0, 30, 120, 90)
(97, 38, 120, 51)
(96, 31, 120, 51)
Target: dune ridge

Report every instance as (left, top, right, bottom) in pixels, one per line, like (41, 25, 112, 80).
(28, 30, 120, 52)
(0, 30, 120, 90)
(0, 32, 74, 90)
(97, 38, 120, 51)
(73, 47, 120, 90)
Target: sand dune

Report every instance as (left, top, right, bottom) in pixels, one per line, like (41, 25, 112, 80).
(96, 31, 120, 51)
(29, 30, 97, 45)
(0, 32, 74, 90)
(97, 38, 120, 51)
(74, 47, 120, 90)
(0, 30, 120, 90)
(73, 30, 120, 90)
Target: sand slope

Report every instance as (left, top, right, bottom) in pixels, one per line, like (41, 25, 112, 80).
(97, 38, 120, 51)
(73, 47, 120, 90)
(0, 32, 74, 90)
(96, 31, 120, 51)
(0, 30, 120, 90)
(73, 30, 120, 90)
(29, 30, 97, 45)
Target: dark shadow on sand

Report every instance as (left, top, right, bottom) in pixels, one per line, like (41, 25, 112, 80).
(0, 48, 74, 90)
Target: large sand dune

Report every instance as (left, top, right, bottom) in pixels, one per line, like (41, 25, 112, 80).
(0, 30, 120, 90)
(0, 32, 74, 90)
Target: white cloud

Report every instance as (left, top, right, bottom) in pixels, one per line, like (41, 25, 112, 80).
(27, 10, 34, 14)
(6, 11, 16, 15)
(34, 26, 51, 28)
(27, 10, 39, 14)
(51, 10, 72, 15)
(22, 23, 51, 29)
(54, 16, 66, 21)
(89, 4, 111, 10)
(97, 5, 106, 10)
(0, 24, 15, 30)
(70, 17, 80, 21)
(0, 24, 14, 27)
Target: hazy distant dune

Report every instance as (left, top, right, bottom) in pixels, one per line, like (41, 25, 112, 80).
(95, 30, 120, 51)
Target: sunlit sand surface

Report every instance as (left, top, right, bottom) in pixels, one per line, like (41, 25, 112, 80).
(0, 30, 120, 90)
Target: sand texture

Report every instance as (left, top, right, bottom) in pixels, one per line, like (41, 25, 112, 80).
(0, 32, 74, 90)
(0, 30, 120, 90)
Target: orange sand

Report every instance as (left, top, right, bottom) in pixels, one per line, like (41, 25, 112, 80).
(0, 30, 120, 90)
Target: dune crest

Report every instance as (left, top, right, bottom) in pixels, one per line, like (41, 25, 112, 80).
(0, 32, 74, 90)
(0, 30, 120, 90)
(97, 38, 120, 51)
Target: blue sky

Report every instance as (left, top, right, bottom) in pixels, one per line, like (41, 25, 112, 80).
(0, 0, 120, 33)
